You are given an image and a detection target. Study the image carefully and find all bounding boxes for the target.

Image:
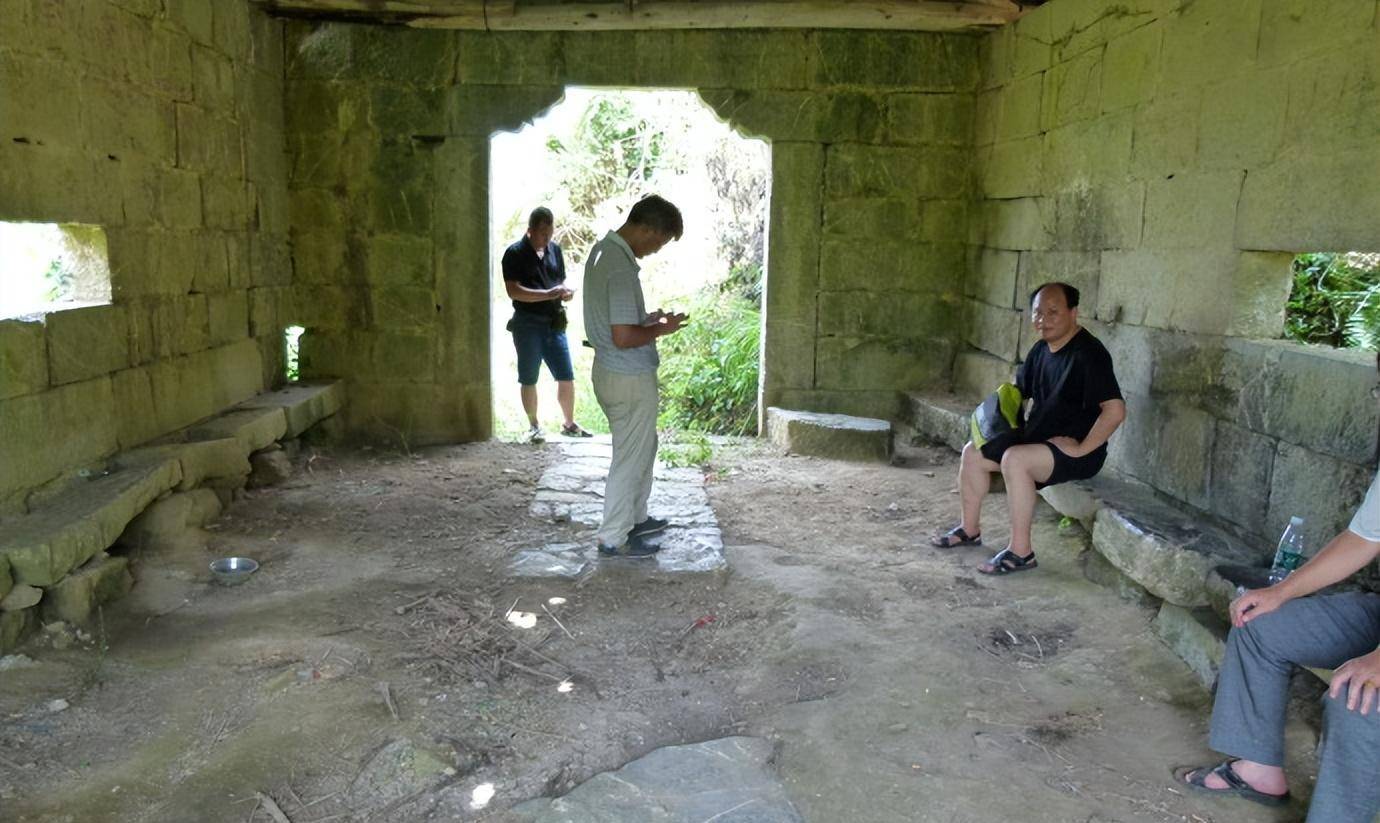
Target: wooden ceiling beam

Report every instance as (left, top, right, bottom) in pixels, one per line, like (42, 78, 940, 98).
(250, 0, 1025, 32)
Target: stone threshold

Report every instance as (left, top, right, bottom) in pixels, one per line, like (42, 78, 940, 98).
(0, 382, 343, 652)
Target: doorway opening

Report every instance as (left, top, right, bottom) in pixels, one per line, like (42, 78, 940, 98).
(488, 88, 770, 452)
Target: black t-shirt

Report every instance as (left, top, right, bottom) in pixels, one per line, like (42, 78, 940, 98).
(501, 237, 565, 318)
(1015, 328, 1122, 450)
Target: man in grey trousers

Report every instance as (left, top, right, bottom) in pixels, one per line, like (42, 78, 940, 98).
(581, 195, 688, 556)
(1176, 362, 1380, 822)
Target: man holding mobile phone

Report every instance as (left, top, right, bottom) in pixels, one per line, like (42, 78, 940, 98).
(581, 195, 689, 557)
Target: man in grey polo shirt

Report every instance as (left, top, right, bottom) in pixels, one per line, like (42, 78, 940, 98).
(582, 195, 688, 556)
(1174, 356, 1380, 822)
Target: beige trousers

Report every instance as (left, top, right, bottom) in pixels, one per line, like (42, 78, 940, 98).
(591, 364, 659, 546)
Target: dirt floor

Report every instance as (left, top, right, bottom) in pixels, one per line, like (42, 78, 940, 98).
(0, 438, 1321, 822)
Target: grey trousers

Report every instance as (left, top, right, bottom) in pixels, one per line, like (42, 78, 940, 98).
(591, 364, 658, 547)
(1209, 591, 1380, 823)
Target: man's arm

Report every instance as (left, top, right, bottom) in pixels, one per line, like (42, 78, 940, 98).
(610, 313, 687, 349)
(1232, 529, 1380, 626)
(1048, 398, 1126, 458)
(505, 280, 569, 302)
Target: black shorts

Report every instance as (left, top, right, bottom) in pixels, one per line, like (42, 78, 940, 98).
(981, 439, 1106, 490)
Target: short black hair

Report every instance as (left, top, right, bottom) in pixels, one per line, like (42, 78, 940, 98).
(528, 206, 553, 229)
(1029, 281, 1080, 309)
(626, 195, 683, 240)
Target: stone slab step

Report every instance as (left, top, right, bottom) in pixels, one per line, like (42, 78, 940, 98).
(42, 552, 132, 625)
(238, 381, 344, 439)
(765, 407, 892, 462)
(0, 454, 181, 588)
(903, 391, 973, 452)
(1154, 602, 1227, 689)
(188, 406, 287, 453)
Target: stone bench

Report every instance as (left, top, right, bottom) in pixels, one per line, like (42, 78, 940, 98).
(906, 391, 1269, 688)
(765, 407, 892, 463)
(0, 381, 343, 652)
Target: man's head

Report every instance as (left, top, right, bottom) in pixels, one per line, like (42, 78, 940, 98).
(1029, 282, 1080, 344)
(526, 206, 554, 250)
(621, 195, 683, 258)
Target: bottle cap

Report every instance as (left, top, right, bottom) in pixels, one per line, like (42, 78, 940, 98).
(1289, 516, 1304, 525)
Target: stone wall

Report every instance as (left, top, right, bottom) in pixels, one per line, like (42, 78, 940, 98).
(0, 1, 292, 515)
(966, 0, 1380, 550)
(284, 24, 980, 443)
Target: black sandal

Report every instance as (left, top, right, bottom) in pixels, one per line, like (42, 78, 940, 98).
(978, 547, 1038, 575)
(1173, 760, 1290, 807)
(930, 525, 982, 549)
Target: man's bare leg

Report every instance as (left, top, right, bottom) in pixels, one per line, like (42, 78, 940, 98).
(520, 384, 539, 428)
(959, 442, 1001, 537)
(557, 380, 576, 428)
(996, 443, 1055, 556)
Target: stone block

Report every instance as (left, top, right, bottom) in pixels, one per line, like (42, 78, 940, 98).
(189, 404, 286, 454)
(251, 233, 292, 289)
(819, 239, 965, 295)
(1148, 405, 1213, 511)
(1199, 69, 1289, 170)
(0, 319, 48, 400)
(825, 144, 968, 200)
(456, 31, 565, 86)
(964, 299, 1022, 362)
(980, 26, 1014, 90)
(207, 292, 249, 346)
(969, 248, 1019, 306)
(346, 380, 489, 446)
(1091, 489, 1256, 607)
(814, 336, 954, 393)
(111, 365, 159, 449)
(764, 144, 823, 398)
(367, 234, 433, 287)
(0, 377, 119, 511)
(1159, 0, 1263, 93)
(202, 176, 253, 231)
(0, 555, 9, 603)
(1154, 603, 1227, 689)
(765, 407, 892, 463)
(995, 73, 1043, 142)
(919, 199, 968, 244)
(1225, 251, 1292, 338)
(344, 23, 454, 86)
(0, 53, 83, 150)
(370, 287, 435, 331)
(1011, 11, 1053, 78)
(885, 92, 973, 146)
(979, 137, 1042, 199)
(41, 553, 132, 625)
(904, 392, 972, 451)
(1209, 420, 1276, 533)
(1235, 146, 1380, 253)
(167, 0, 215, 45)
(702, 89, 880, 143)
(814, 31, 977, 91)
(975, 88, 999, 146)
(0, 608, 33, 653)
(1097, 248, 1240, 333)
(0, 454, 180, 587)
(1281, 46, 1380, 157)
(368, 331, 437, 383)
(1083, 548, 1157, 607)
(1100, 21, 1162, 113)
(1130, 89, 1200, 178)
(126, 437, 250, 492)
(643, 30, 813, 90)
(247, 286, 291, 338)
(248, 448, 293, 488)
(45, 305, 130, 386)
(978, 197, 1053, 251)
(191, 42, 234, 109)
(0, 583, 40, 612)
(1041, 113, 1133, 191)
(445, 85, 564, 138)
(952, 350, 1014, 400)
(817, 291, 953, 339)
(822, 197, 920, 239)
(1040, 48, 1101, 130)
(175, 103, 242, 177)
(206, 339, 270, 410)
(1046, 0, 1175, 60)
(1257, 0, 1375, 68)
(1266, 443, 1374, 556)
(239, 381, 344, 439)
(773, 390, 902, 427)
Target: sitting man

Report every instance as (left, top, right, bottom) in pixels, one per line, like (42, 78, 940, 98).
(1174, 370, 1380, 821)
(930, 281, 1126, 574)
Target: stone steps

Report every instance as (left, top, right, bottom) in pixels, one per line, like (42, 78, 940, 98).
(906, 390, 1265, 688)
(0, 381, 344, 652)
(765, 407, 892, 463)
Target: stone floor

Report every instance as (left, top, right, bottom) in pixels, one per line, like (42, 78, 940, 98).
(510, 437, 726, 577)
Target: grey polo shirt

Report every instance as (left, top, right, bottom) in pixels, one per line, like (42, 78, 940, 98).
(1349, 469, 1380, 542)
(582, 230, 659, 375)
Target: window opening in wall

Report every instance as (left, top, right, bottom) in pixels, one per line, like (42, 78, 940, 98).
(284, 325, 305, 382)
(1284, 252, 1380, 349)
(0, 221, 112, 320)
(488, 87, 770, 450)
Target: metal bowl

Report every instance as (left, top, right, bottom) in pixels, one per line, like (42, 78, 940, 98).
(209, 556, 259, 585)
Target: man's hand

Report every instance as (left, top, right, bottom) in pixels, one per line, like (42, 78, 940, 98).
(643, 309, 666, 325)
(1329, 648, 1380, 714)
(1229, 586, 1290, 628)
(558, 286, 575, 302)
(659, 312, 689, 334)
(1046, 436, 1084, 458)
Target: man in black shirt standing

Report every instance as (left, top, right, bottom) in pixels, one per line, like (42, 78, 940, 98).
(931, 282, 1126, 575)
(502, 207, 592, 443)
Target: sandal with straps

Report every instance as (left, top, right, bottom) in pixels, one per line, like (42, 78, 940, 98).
(978, 547, 1038, 575)
(1173, 759, 1290, 807)
(930, 525, 982, 549)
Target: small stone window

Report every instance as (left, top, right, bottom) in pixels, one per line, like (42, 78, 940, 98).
(285, 325, 304, 382)
(0, 221, 112, 320)
(1284, 252, 1380, 349)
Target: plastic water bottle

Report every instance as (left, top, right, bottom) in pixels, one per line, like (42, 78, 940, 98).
(1267, 516, 1307, 585)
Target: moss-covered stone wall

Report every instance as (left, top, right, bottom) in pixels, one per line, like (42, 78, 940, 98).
(966, 0, 1380, 546)
(284, 24, 980, 443)
(0, 1, 292, 515)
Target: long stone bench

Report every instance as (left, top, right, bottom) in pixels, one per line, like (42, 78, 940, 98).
(905, 390, 1266, 687)
(0, 381, 343, 652)
(765, 407, 893, 463)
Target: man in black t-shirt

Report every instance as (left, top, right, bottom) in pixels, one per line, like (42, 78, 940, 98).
(930, 282, 1126, 575)
(502, 207, 592, 443)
